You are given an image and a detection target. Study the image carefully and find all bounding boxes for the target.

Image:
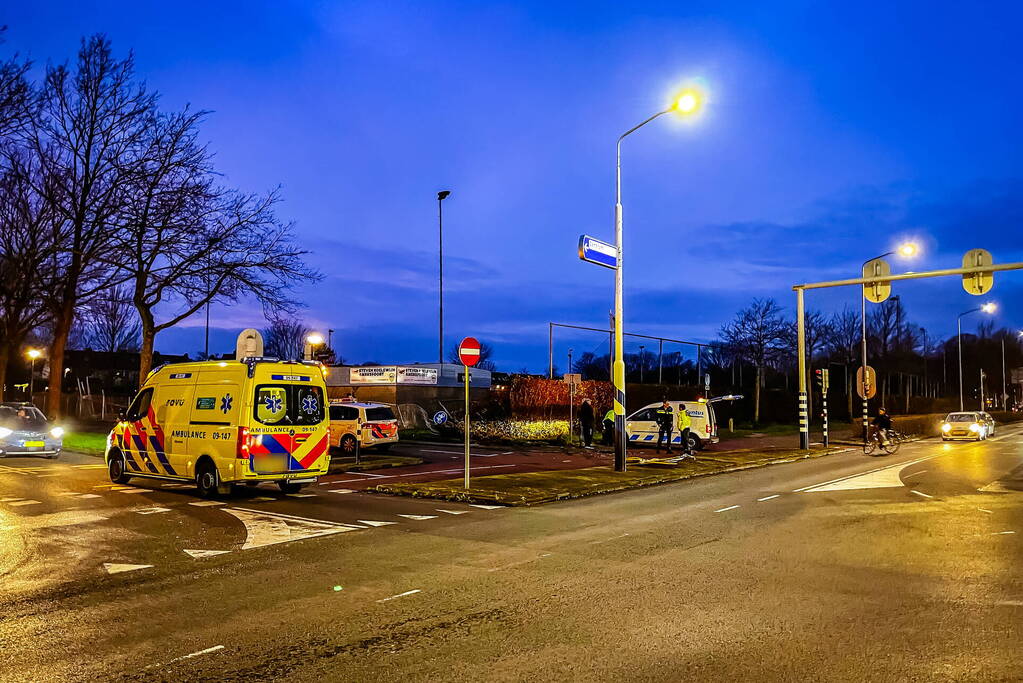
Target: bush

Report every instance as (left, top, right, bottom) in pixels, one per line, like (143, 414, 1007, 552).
(453, 418, 572, 444)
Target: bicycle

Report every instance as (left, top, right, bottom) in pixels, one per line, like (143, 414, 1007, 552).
(863, 428, 900, 456)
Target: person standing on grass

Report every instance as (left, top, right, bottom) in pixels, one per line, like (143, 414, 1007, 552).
(602, 407, 615, 445)
(579, 399, 595, 449)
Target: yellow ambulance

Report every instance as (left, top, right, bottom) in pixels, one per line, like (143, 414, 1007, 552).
(105, 358, 331, 496)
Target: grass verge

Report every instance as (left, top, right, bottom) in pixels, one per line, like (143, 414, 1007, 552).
(372, 445, 844, 506)
(62, 431, 107, 456)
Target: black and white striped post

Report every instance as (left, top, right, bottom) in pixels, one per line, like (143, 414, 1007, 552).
(821, 369, 829, 448)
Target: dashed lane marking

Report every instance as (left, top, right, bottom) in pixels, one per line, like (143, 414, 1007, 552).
(992, 531, 1016, 535)
(328, 489, 356, 494)
(286, 493, 316, 498)
(911, 490, 934, 499)
(398, 514, 437, 521)
(118, 488, 150, 494)
(183, 549, 230, 559)
(250, 497, 275, 502)
(0, 497, 24, 502)
(72, 464, 106, 469)
(469, 504, 504, 510)
(9, 500, 41, 507)
(189, 501, 225, 507)
(358, 520, 397, 527)
(715, 505, 740, 513)
(134, 507, 171, 515)
(103, 562, 153, 575)
(757, 495, 780, 502)
(437, 509, 469, 515)
(376, 589, 421, 603)
(979, 508, 994, 514)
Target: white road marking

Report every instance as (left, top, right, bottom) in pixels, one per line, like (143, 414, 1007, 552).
(979, 508, 994, 514)
(398, 514, 437, 520)
(72, 464, 106, 469)
(469, 504, 504, 510)
(77, 493, 101, 499)
(134, 507, 171, 515)
(103, 562, 153, 574)
(250, 496, 275, 502)
(357, 520, 397, 527)
(162, 483, 194, 489)
(715, 505, 740, 513)
(331, 475, 398, 483)
(0, 497, 24, 502)
(285, 493, 316, 498)
(0, 510, 108, 531)
(436, 509, 468, 515)
(992, 531, 1016, 535)
(979, 481, 1016, 493)
(165, 645, 225, 664)
(224, 508, 362, 550)
(118, 488, 150, 494)
(9, 500, 41, 507)
(757, 495, 780, 502)
(189, 500, 225, 507)
(795, 456, 937, 493)
(910, 490, 934, 499)
(904, 470, 927, 478)
(328, 489, 356, 494)
(376, 589, 421, 603)
(183, 549, 231, 559)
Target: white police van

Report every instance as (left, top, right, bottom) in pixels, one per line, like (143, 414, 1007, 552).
(625, 396, 741, 451)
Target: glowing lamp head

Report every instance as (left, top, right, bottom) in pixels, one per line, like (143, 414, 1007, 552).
(27, 348, 41, 360)
(306, 333, 325, 345)
(897, 243, 917, 257)
(981, 303, 997, 314)
(672, 88, 703, 116)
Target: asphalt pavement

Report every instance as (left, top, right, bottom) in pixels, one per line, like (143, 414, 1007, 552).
(1, 426, 1021, 682)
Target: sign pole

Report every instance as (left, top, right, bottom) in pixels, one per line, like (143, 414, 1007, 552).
(822, 369, 829, 448)
(464, 363, 470, 490)
(796, 287, 809, 450)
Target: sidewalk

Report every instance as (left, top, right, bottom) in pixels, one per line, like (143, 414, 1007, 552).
(372, 444, 847, 506)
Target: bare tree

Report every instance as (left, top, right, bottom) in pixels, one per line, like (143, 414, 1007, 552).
(0, 27, 34, 137)
(828, 306, 861, 416)
(79, 284, 140, 352)
(24, 36, 155, 416)
(263, 317, 311, 361)
(719, 298, 790, 424)
(0, 153, 55, 398)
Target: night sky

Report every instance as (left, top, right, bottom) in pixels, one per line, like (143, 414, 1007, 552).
(5, 2, 1022, 371)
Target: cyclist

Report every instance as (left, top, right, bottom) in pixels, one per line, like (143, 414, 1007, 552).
(869, 407, 893, 445)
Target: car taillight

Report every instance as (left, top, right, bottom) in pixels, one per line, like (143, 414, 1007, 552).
(237, 426, 251, 459)
(706, 423, 712, 434)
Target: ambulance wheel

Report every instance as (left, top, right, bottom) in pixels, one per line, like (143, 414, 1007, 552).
(278, 482, 305, 494)
(108, 452, 131, 484)
(196, 460, 221, 498)
(340, 434, 358, 455)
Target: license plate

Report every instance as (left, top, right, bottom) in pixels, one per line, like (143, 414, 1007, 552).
(24, 441, 44, 447)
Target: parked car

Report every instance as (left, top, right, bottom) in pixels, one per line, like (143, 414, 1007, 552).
(0, 402, 63, 458)
(940, 412, 993, 441)
(328, 401, 399, 454)
(625, 396, 741, 451)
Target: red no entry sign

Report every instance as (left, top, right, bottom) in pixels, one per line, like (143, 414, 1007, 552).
(458, 337, 481, 367)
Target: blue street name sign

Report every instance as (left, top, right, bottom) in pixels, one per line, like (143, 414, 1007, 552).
(578, 235, 618, 269)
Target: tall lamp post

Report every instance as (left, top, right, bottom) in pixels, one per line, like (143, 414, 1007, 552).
(957, 302, 996, 411)
(26, 348, 41, 401)
(305, 332, 325, 362)
(437, 190, 451, 364)
(860, 243, 916, 439)
(612, 87, 703, 471)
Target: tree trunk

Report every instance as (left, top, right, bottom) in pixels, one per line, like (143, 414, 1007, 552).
(0, 339, 10, 402)
(753, 365, 762, 425)
(137, 306, 157, 385)
(47, 302, 74, 419)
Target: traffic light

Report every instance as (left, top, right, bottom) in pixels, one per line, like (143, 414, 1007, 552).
(814, 369, 824, 390)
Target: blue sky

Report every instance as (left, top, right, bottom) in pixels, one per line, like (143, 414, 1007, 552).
(5, 1, 1022, 370)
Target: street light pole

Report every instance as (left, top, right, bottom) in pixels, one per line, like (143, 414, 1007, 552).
(958, 304, 996, 411)
(437, 190, 451, 364)
(639, 345, 645, 383)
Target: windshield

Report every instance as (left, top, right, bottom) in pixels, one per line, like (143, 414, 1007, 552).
(365, 407, 396, 421)
(0, 405, 48, 429)
(254, 385, 326, 426)
(945, 414, 978, 423)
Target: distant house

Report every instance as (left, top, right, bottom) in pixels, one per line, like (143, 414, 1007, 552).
(61, 349, 191, 395)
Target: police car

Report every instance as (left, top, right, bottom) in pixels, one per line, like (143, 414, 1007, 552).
(625, 396, 741, 451)
(328, 400, 399, 454)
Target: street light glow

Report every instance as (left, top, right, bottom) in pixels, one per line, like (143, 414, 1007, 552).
(26, 348, 41, 359)
(306, 333, 325, 345)
(672, 88, 703, 115)
(897, 243, 917, 257)
(981, 302, 997, 314)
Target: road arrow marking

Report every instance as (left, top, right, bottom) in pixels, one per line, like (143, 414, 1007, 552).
(183, 549, 231, 559)
(103, 562, 153, 574)
(224, 507, 362, 550)
(358, 520, 397, 527)
(398, 514, 437, 521)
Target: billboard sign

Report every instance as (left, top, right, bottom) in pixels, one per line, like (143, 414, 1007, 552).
(397, 367, 438, 385)
(350, 366, 397, 385)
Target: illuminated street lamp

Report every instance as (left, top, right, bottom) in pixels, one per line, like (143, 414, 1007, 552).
(859, 243, 917, 438)
(26, 348, 41, 401)
(958, 303, 996, 411)
(611, 85, 704, 471)
(305, 333, 325, 361)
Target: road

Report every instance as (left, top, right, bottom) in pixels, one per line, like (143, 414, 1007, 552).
(1, 426, 1021, 681)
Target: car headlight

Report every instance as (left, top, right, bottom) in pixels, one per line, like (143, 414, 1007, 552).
(941, 423, 951, 432)
(50, 426, 65, 439)
(0, 427, 11, 438)
(969, 423, 980, 432)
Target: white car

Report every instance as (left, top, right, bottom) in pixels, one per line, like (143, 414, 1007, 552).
(625, 396, 740, 451)
(940, 412, 993, 441)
